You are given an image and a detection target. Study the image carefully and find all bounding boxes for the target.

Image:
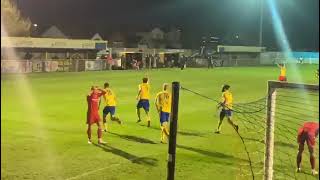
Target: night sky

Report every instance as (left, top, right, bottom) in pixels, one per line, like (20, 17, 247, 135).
(17, 0, 319, 50)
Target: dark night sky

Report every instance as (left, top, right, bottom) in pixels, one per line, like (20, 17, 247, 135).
(17, 0, 319, 50)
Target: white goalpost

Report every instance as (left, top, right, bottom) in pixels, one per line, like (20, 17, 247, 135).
(264, 81, 319, 180)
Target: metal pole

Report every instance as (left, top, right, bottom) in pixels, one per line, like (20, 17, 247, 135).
(167, 82, 180, 180)
(259, 0, 264, 47)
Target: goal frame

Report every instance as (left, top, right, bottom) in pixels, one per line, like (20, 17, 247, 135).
(264, 80, 319, 180)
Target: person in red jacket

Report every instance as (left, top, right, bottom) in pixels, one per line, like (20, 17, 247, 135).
(87, 86, 106, 144)
(296, 121, 319, 175)
(107, 54, 113, 70)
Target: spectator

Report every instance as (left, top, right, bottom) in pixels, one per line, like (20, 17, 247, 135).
(180, 55, 186, 70)
(132, 58, 140, 70)
(164, 57, 168, 67)
(142, 54, 146, 69)
(121, 54, 126, 70)
(154, 54, 159, 68)
(207, 55, 213, 69)
(171, 58, 174, 68)
(127, 55, 132, 69)
(145, 55, 151, 69)
(107, 54, 113, 70)
(150, 55, 155, 69)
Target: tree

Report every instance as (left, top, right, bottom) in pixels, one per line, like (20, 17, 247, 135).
(1, 0, 32, 37)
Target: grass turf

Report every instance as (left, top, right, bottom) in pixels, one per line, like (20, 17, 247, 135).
(1, 65, 319, 180)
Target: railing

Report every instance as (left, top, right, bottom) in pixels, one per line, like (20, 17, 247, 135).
(1, 58, 157, 73)
(2, 56, 315, 74)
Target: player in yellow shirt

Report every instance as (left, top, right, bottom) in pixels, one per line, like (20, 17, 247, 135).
(277, 63, 287, 82)
(155, 83, 171, 143)
(102, 82, 121, 132)
(136, 77, 151, 127)
(215, 84, 238, 134)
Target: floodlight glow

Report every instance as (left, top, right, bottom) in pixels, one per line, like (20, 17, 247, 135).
(266, 0, 315, 113)
(266, 0, 292, 59)
(1, 17, 60, 177)
(266, 0, 304, 81)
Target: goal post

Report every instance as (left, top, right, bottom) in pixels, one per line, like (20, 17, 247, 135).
(167, 82, 180, 180)
(264, 80, 319, 180)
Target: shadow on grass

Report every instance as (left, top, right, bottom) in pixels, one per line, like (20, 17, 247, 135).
(178, 131, 205, 137)
(139, 124, 159, 130)
(242, 137, 296, 149)
(139, 124, 204, 137)
(297, 170, 317, 177)
(92, 143, 158, 166)
(177, 144, 248, 165)
(273, 166, 298, 179)
(242, 137, 264, 144)
(274, 141, 296, 149)
(108, 132, 157, 144)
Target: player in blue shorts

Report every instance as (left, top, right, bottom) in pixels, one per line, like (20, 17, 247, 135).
(155, 83, 171, 143)
(136, 77, 151, 127)
(102, 82, 121, 132)
(215, 84, 238, 134)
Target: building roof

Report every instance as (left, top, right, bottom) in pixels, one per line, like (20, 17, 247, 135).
(91, 33, 103, 40)
(41, 25, 67, 39)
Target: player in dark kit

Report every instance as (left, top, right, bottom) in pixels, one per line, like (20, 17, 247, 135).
(87, 86, 106, 144)
(296, 121, 319, 175)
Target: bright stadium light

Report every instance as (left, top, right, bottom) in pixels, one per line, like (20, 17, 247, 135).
(265, 0, 313, 134)
(266, 0, 306, 81)
(33, 23, 38, 27)
(1, 18, 60, 176)
(266, 0, 292, 61)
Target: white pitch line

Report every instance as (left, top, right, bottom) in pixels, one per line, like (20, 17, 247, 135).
(65, 163, 121, 180)
(65, 153, 159, 180)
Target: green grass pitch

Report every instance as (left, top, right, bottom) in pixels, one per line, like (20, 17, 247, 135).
(1, 65, 319, 180)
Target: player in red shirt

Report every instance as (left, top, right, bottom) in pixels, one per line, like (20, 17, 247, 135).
(87, 86, 106, 144)
(296, 121, 319, 175)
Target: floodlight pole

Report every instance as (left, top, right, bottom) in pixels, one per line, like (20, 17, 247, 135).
(259, 0, 264, 63)
(167, 82, 180, 180)
(259, 0, 264, 47)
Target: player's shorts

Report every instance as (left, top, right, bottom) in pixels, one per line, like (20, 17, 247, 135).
(278, 76, 287, 81)
(137, 99, 150, 111)
(160, 111, 170, 125)
(87, 111, 101, 125)
(298, 131, 316, 149)
(221, 109, 232, 117)
(103, 106, 116, 117)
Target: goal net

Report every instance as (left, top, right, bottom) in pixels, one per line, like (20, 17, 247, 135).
(234, 81, 319, 180)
